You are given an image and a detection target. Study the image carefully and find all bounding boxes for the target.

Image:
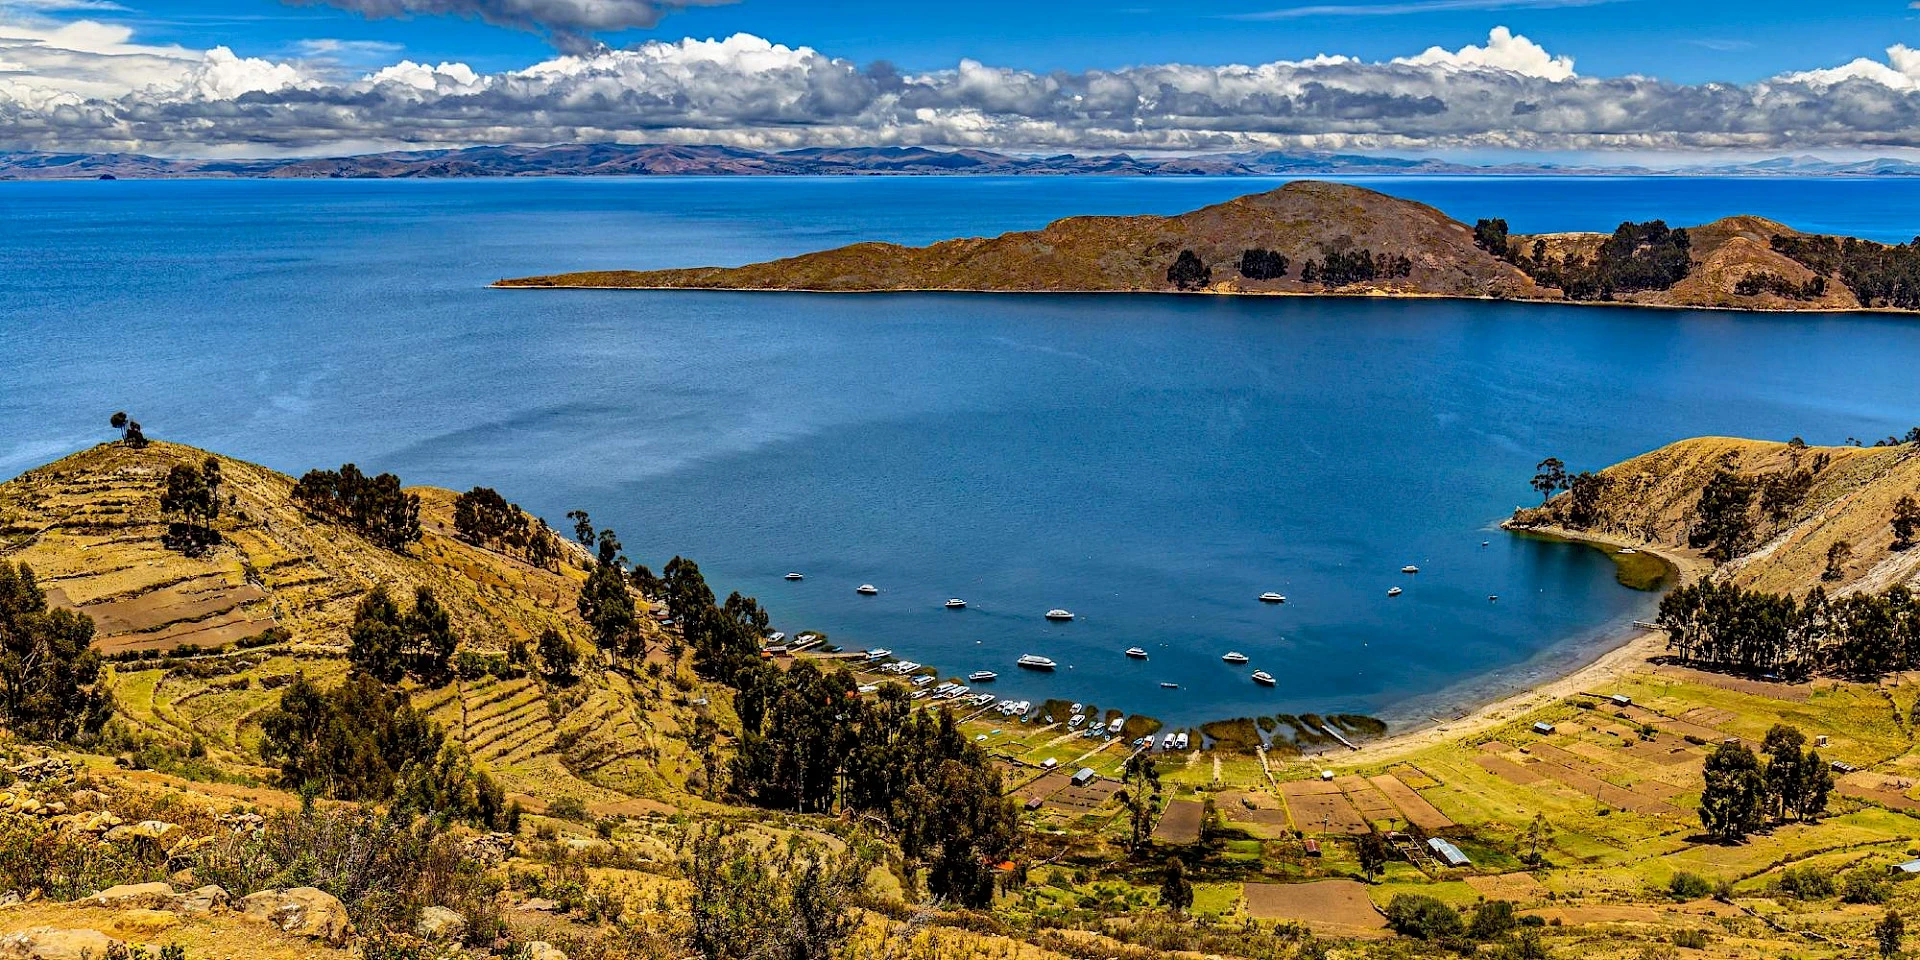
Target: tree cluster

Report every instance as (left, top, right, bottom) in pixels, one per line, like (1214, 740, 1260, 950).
(452, 487, 562, 569)
(1167, 250, 1211, 290)
(1688, 467, 1755, 563)
(108, 411, 146, 447)
(1658, 580, 1920, 680)
(0, 562, 111, 742)
(657, 556, 767, 685)
(1510, 220, 1692, 300)
(159, 457, 223, 555)
(1771, 233, 1920, 309)
(291, 464, 421, 551)
(1237, 248, 1291, 280)
(1734, 271, 1827, 300)
(1299, 246, 1413, 287)
(728, 660, 1018, 907)
(1698, 726, 1831, 842)
(566, 512, 646, 661)
(347, 585, 458, 686)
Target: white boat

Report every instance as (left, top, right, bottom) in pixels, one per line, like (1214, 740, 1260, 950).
(865, 648, 892, 661)
(1222, 651, 1250, 664)
(785, 572, 804, 580)
(1070, 702, 1083, 713)
(857, 584, 878, 595)
(1045, 609, 1075, 621)
(1252, 670, 1276, 685)
(1160, 681, 1179, 689)
(1161, 733, 1175, 749)
(945, 598, 967, 609)
(1107, 717, 1124, 733)
(968, 670, 997, 682)
(1259, 592, 1286, 603)
(1619, 548, 1638, 555)
(1017, 654, 1057, 671)
(1387, 586, 1403, 597)
(1401, 565, 1420, 574)
(1125, 647, 1148, 659)
(1176, 732, 1190, 750)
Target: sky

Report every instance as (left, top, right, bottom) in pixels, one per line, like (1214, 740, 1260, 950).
(5, 0, 1920, 158)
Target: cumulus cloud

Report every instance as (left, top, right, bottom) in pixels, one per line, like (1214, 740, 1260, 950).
(7, 23, 1920, 158)
(289, 0, 737, 52)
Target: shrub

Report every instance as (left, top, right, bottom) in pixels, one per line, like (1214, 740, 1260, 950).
(547, 796, 589, 822)
(1385, 893, 1463, 941)
(1842, 869, 1893, 904)
(1671, 928, 1711, 949)
(1468, 900, 1517, 940)
(1777, 864, 1836, 899)
(1667, 871, 1713, 900)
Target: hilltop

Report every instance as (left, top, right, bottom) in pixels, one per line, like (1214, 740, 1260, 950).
(499, 180, 1919, 314)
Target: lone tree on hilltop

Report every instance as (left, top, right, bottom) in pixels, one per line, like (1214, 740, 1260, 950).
(108, 411, 145, 447)
(1167, 250, 1211, 291)
(1530, 457, 1568, 503)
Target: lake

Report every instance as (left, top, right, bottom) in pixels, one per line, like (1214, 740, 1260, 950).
(4, 175, 1919, 728)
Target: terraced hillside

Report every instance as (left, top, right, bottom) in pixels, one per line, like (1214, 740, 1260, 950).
(0, 439, 721, 806)
(1514, 436, 1920, 594)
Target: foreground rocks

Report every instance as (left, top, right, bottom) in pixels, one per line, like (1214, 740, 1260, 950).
(0, 926, 121, 960)
(240, 887, 354, 945)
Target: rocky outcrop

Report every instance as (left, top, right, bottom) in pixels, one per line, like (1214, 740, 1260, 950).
(0, 927, 121, 960)
(241, 887, 353, 944)
(415, 905, 466, 941)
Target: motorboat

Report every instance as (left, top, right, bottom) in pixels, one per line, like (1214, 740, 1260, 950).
(1259, 592, 1286, 604)
(1221, 651, 1250, 664)
(1161, 733, 1176, 749)
(1107, 717, 1124, 733)
(946, 598, 967, 609)
(1068, 714, 1084, 727)
(968, 670, 997, 682)
(1252, 670, 1276, 685)
(1387, 586, 1404, 597)
(1045, 609, 1075, 621)
(1125, 647, 1148, 659)
(1070, 702, 1083, 713)
(1017, 654, 1057, 671)
(865, 648, 892, 661)
(1160, 682, 1179, 689)
(1175, 732, 1190, 749)
(785, 572, 804, 580)
(1619, 548, 1638, 555)
(1401, 565, 1420, 574)
(857, 584, 879, 595)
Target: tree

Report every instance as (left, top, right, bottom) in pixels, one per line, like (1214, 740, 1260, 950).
(1385, 893, 1463, 941)
(1167, 250, 1211, 291)
(108, 411, 145, 446)
(160, 459, 222, 555)
(1530, 458, 1568, 503)
(1825, 540, 1853, 581)
(536, 627, 578, 684)
(1357, 831, 1388, 881)
(1690, 467, 1756, 563)
(1159, 857, 1193, 915)
(1522, 813, 1554, 866)
(1119, 750, 1161, 853)
(404, 586, 456, 684)
(1761, 724, 1807, 820)
(683, 824, 868, 960)
(1894, 495, 1920, 550)
(1238, 248, 1290, 281)
(1467, 900, 1516, 941)
(348, 587, 408, 684)
(1566, 471, 1611, 529)
(1878, 909, 1906, 960)
(259, 671, 444, 801)
(0, 562, 110, 742)
(291, 464, 420, 551)
(1699, 741, 1766, 842)
(1473, 218, 1511, 257)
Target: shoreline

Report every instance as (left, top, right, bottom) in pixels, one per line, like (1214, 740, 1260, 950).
(1335, 525, 1707, 766)
(488, 282, 1920, 318)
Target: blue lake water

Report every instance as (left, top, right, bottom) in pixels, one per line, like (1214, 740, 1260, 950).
(4, 175, 1920, 727)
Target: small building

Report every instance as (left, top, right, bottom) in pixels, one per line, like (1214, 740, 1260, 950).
(1303, 839, 1321, 857)
(1070, 767, 1097, 788)
(1892, 859, 1920, 875)
(1531, 721, 1556, 735)
(1609, 694, 1632, 707)
(1427, 838, 1472, 868)
(1024, 797, 1044, 811)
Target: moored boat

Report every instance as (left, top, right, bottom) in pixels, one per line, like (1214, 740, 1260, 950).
(1222, 651, 1250, 664)
(969, 670, 997, 682)
(785, 572, 804, 580)
(1251, 670, 1276, 685)
(1125, 647, 1148, 659)
(857, 584, 879, 595)
(1045, 608, 1075, 621)
(1017, 654, 1057, 670)
(1259, 592, 1286, 603)
(1401, 565, 1420, 574)
(946, 598, 967, 609)
(1387, 586, 1403, 597)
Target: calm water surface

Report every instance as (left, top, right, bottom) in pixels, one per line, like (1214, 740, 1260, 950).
(4, 175, 1919, 727)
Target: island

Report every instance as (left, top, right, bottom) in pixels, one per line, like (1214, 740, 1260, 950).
(499, 179, 1920, 312)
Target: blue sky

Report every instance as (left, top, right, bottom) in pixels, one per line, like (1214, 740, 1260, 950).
(116, 0, 1918, 83)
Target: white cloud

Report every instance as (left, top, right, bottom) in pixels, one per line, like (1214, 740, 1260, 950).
(4, 21, 1920, 158)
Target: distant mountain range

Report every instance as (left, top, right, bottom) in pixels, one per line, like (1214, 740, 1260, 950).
(5, 144, 1920, 180)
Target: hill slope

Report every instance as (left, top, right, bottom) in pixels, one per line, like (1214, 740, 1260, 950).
(498, 180, 1911, 311)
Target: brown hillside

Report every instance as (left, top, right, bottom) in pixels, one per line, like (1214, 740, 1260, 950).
(1514, 436, 1920, 595)
(1513, 216, 1863, 311)
(500, 180, 1548, 298)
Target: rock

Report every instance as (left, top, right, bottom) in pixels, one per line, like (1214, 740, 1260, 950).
(167, 868, 196, 888)
(102, 820, 179, 846)
(176, 885, 229, 915)
(415, 905, 466, 941)
(0, 927, 122, 960)
(67, 811, 122, 836)
(107, 909, 179, 938)
(517, 897, 560, 913)
(524, 942, 568, 960)
(6, 758, 74, 784)
(67, 790, 106, 809)
(82, 882, 175, 910)
(240, 887, 352, 944)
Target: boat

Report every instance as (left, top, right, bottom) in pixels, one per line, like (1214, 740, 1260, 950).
(968, 670, 997, 682)
(1161, 733, 1175, 749)
(945, 598, 967, 609)
(1125, 647, 1148, 659)
(1387, 586, 1403, 597)
(1221, 651, 1250, 664)
(1251, 670, 1276, 685)
(1017, 654, 1057, 671)
(1045, 609, 1075, 621)
(1070, 702, 1083, 713)
(857, 584, 878, 595)
(1160, 682, 1179, 689)
(1259, 592, 1286, 604)
(1107, 717, 1124, 733)
(1176, 732, 1190, 750)
(1401, 565, 1420, 574)
(865, 648, 892, 661)
(1619, 548, 1638, 555)
(785, 572, 804, 580)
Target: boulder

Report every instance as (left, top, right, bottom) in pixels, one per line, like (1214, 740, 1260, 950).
(102, 821, 180, 846)
(82, 882, 175, 910)
(517, 897, 560, 913)
(67, 811, 122, 835)
(240, 887, 352, 944)
(107, 909, 179, 938)
(414, 905, 466, 941)
(67, 790, 107, 809)
(0, 927, 122, 960)
(524, 942, 568, 960)
(176, 885, 230, 916)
